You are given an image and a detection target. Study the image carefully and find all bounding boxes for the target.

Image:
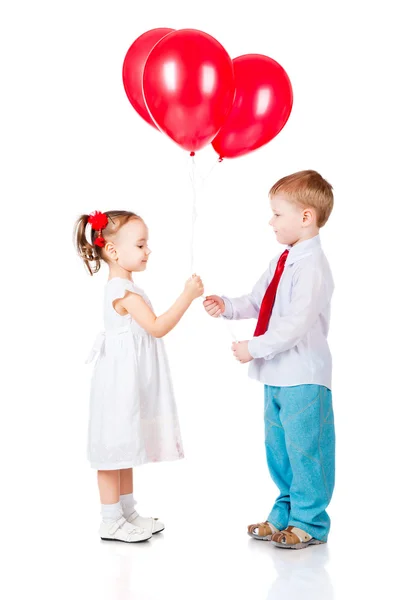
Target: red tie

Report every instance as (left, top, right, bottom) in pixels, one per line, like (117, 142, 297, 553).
(254, 250, 289, 337)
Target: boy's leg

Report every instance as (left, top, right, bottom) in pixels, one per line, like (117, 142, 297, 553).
(281, 385, 335, 542)
(265, 385, 293, 531)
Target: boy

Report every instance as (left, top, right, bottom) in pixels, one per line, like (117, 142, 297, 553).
(204, 170, 335, 549)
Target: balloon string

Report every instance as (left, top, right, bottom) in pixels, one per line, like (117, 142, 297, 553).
(187, 154, 237, 342)
(187, 156, 219, 271)
(198, 157, 220, 184)
(188, 154, 198, 274)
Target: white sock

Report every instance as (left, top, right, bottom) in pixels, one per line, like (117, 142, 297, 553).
(120, 493, 138, 518)
(101, 501, 123, 523)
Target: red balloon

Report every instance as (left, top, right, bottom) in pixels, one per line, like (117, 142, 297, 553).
(143, 29, 235, 152)
(123, 28, 175, 128)
(212, 54, 293, 159)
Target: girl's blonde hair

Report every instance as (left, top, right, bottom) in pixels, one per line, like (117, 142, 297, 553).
(74, 210, 141, 275)
(270, 170, 334, 227)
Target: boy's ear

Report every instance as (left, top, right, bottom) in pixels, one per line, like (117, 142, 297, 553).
(303, 208, 316, 226)
(104, 241, 118, 261)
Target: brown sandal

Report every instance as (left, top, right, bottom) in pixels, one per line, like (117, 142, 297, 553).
(247, 521, 278, 541)
(271, 526, 325, 550)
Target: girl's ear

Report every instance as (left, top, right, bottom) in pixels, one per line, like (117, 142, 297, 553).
(104, 241, 118, 261)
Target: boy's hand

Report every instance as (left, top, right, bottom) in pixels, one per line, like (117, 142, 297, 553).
(184, 274, 204, 301)
(203, 295, 225, 317)
(232, 341, 253, 364)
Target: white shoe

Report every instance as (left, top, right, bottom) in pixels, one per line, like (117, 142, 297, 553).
(100, 516, 152, 543)
(127, 511, 165, 534)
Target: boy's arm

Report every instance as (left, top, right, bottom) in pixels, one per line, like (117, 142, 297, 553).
(221, 266, 273, 320)
(247, 263, 330, 359)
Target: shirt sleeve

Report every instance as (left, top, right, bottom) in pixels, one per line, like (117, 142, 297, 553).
(248, 262, 328, 359)
(221, 265, 273, 321)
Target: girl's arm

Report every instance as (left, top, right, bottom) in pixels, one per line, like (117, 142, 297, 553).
(116, 275, 204, 338)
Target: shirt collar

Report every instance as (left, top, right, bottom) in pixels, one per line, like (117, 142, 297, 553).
(286, 234, 321, 265)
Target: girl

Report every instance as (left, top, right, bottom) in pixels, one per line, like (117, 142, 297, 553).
(74, 210, 203, 543)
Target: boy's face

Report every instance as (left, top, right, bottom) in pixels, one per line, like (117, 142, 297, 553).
(269, 194, 309, 246)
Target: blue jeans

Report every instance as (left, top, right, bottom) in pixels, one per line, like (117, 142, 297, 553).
(265, 385, 335, 542)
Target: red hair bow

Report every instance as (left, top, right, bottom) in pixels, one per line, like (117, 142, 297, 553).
(88, 211, 108, 247)
(94, 236, 106, 248)
(88, 211, 108, 231)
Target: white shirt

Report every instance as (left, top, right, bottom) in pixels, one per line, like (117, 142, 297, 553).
(222, 235, 334, 389)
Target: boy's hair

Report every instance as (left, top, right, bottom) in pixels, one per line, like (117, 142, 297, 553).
(74, 210, 141, 276)
(269, 170, 334, 227)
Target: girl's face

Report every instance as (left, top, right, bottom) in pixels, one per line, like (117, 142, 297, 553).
(105, 218, 151, 272)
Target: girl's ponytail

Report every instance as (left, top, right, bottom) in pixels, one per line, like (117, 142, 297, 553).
(74, 214, 101, 276)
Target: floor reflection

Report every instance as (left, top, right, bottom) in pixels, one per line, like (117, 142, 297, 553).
(99, 535, 156, 600)
(266, 543, 333, 600)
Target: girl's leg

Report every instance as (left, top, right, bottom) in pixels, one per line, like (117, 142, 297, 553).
(98, 471, 123, 524)
(120, 469, 137, 519)
(98, 470, 120, 504)
(120, 468, 133, 495)
(119, 468, 165, 535)
(97, 471, 152, 542)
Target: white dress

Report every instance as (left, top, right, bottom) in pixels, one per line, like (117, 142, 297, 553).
(86, 278, 184, 470)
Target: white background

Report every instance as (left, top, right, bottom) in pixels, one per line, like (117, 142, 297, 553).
(1, 1, 399, 598)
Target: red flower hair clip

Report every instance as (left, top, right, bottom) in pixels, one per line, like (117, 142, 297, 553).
(94, 236, 106, 248)
(88, 211, 108, 248)
(88, 211, 108, 230)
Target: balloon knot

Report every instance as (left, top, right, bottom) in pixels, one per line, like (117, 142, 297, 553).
(190, 151, 195, 157)
(218, 156, 223, 163)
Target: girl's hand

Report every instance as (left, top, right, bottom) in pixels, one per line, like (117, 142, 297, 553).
(184, 274, 204, 301)
(203, 295, 225, 317)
